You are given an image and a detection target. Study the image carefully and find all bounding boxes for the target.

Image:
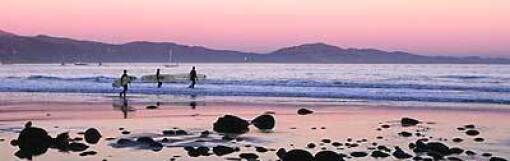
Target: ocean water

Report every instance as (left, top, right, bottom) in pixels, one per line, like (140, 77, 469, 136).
(0, 63, 509, 107)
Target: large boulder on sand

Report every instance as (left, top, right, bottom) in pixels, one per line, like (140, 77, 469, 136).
(12, 122, 52, 159)
(213, 115, 249, 135)
(251, 114, 275, 130)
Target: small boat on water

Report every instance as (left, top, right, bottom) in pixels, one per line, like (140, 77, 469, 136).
(74, 62, 89, 66)
(164, 49, 178, 68)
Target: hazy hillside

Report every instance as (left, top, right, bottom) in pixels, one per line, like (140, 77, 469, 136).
(0, 30, 508, 64)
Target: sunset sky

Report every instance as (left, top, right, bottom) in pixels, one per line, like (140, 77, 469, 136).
(0, 0, 508, 57)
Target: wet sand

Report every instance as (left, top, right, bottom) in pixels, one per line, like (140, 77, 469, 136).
(0, 102, 509, 161)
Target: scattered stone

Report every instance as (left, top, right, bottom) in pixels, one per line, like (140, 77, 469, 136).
(393, 146, 413, 159)
(176, 130, 188, 135)
(79, 151, 97, 156)
(251, 114, 276, 130)
(280, 149, 314, 161)
(146, 105, 158, 109)
(474, 138, 485, 142)
(255, 147, 268, 153)
(331, 142, 342, 147)
(452, 138, 463, 143)
(213, 115, 250, 135)
(448, 147, 464, 155)
(350, 151, 368, 157)
(239, 153, 258, 160)
(213, 146, 238, 156)
(314, 151, 343, 161)
(464, 124, 475, 129)
(466, 130, 480, 136)
(401, 117, 420, 127)
(399, 131, 413, 137)
(490, 157, 508, 161)
(321, 139, 331, 143)
(84, 128, 102, 144)
(69, 143, 89, 152)
(482, 153, 493, 157)
(297, 108, 314, 115)
(381, 124, 390, 128)
(121, 130, 131, 135)
(465, 150, 476, 156)
(307, 143, 316, 149)
(371, 150, 390, 158)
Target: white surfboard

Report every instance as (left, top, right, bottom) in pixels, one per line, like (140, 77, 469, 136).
(140, 73, 206, 83)
(112, 76, 137, 88)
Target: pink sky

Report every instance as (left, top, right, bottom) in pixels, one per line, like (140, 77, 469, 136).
(1, 0, 508, 57)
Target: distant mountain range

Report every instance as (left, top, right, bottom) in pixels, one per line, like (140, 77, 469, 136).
(1, 29, 509, 64)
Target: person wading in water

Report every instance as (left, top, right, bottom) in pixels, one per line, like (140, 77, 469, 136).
(120, 70, 130, 97)
(156, 68, 163, 88)
(189, 66, 197, 88)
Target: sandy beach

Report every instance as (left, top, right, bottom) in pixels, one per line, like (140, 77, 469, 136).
(1, 99, 509, 161)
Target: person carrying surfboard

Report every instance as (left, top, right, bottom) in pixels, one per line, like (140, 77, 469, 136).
(156, 68, 162, 88)
(120, 70, 130, 97)
(189, 66, 197, 88)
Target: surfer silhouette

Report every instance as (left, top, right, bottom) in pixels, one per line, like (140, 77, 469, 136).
(156, 68, 162, 88)
(189, 66, 197, 88)
(120, 70, 129, 97)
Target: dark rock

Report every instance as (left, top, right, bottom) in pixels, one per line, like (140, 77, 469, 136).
(297, 108, 314, 115)
(399, 131, 413, 137)
(465, 130, 480, 136)
(307, 143, 316, 149)
(464, 124, 475, 129)
(321, 139, 331, 143)
(393, 146, 413, 159)
(447, 156, 463, 161)
(239, 153, 258, 160)
(350, 151, 368, 157)
(255, 147, 268, 153)
(84, 128, 102, 144)
(13, 122, 52, 159)
(452, 138, 463, 143)
(121, 130, 130, 135)
(474, 137, 484, 142)
(314, 151, 343, 161)
(448, 147, 464, 155)
(401, 117, 420, 127)
(175, 130, 188, 135)
(251, 114, 276, 130)
(213, 146, 237, 156)
(276, 148, 287, 159)
(146, 105, 158, 109)
(69, 142, 89, 152)
(281, 149, 314, 161)
(381, 124, 390, 128)
(483, 153, 493, 157)
(465, 150, 476, 156)
(213, 115, 249, 135)
(79, 151, 97, 156)
(427, 142, 450, 155)
(371, 150, 390, 158)
(331, 142, 342, 147)
(196, 146, 210, 155)
(490, 157, 508, 161)
(163, 130, 176, 135)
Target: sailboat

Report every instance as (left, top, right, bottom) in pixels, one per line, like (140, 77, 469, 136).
(164, 49, 178, 68)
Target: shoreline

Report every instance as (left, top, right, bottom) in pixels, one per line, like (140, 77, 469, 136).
(1, 101, 509, 160)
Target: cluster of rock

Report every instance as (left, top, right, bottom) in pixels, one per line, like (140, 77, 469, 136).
(10, 122, 100, 159)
